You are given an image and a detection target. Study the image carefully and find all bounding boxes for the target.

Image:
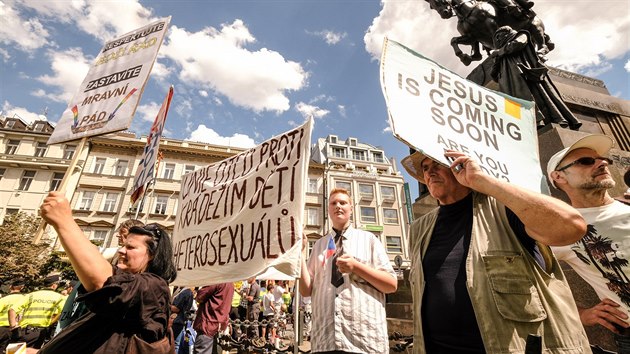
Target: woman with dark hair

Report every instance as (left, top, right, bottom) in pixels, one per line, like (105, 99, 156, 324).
(31, 191, 177, 354)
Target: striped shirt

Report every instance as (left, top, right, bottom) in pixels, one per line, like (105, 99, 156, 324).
(307, 227, 396, 353)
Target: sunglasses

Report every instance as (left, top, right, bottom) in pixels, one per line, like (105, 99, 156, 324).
(556, 157, 613, 172)
(129, 223, 163, 239)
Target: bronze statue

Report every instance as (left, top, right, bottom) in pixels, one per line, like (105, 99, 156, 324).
(425, 0, 553, 65)
(490, 26, 581, 130)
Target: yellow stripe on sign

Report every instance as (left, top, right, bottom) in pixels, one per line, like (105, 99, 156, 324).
(504, 98, 521, 119)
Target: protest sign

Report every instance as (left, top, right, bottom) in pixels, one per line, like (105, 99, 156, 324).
(380, 38, 544, 192)
(130, 86, 173, 204)
(171, 118, 313, 286)
(48, 17, 171, 145)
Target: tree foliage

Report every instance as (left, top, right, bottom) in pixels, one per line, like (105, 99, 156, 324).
(0, 212, 50, 286)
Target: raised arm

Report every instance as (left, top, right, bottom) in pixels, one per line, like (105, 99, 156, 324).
(40, 191, 113, 291)
(446, 151, 586, 246)
(298, 235, 313, 297)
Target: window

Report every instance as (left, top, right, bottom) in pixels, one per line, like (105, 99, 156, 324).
(115, 160, 128, 176)
(34, 122, 45, 132)
(18, 170, 36, 191)
(372, 152, 384, 163)
(93, 158, 106, 174)
(163, 163, 175, 179)
(360, 207, 376, 223)
(102, 193, 119, 212)
(50, 172, 64, 191)
(92, 230, 108, 243)
(5, 140, 19, 154)
(0, 168, 5, 181)
(5, 121, 15, 129)
(384, 208, 399, 224)
(34, 142, 47, 157)
(386, 236, 403, 254)
(184, 165, 196, 175)
(129, 199, 145, 213)
(155, 196, 168, 214)
(307, 178, 318, 193)
(332, 147, 346, 158)
(63, 145, 76, 159)
(78, 191, 95, 210)
(381, 186, 396, 201)
(359, 184, 374, 200)
(306, 207, 320, 226)
(352, 149, 366, 161)
(6, 208, 19, 215)
(335, 181, 351, 194)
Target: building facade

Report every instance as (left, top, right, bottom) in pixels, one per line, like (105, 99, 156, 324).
(0, 121, 409, 269)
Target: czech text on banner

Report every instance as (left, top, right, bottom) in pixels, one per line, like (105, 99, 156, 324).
(48, 17, 171, 145)
(380, 38, 544, 192)
(171, 118, 313, 286)
(130, 86, 174, 204)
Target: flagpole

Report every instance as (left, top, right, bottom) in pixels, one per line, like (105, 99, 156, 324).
(142, 151, 163, 223)
(34, 136, 89, 244)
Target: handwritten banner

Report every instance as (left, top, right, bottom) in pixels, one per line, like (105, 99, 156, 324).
(171, 118, 313, 286)
(48, 17, 171, 145)
(380, 38, 544, 192)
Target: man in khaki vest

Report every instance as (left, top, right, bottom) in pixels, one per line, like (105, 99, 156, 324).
(402, 149, 591, 353)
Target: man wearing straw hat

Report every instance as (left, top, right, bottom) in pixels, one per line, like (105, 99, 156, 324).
(402, 149, 590, 353)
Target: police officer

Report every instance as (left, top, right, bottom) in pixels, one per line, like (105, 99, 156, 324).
(0, 278, 27, 353)
(18, 275, 66, 348)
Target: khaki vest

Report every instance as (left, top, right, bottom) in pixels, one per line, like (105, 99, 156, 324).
(409, 193, 591, 354)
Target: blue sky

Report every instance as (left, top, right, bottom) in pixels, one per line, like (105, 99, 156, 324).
(1, 0, 629, 198)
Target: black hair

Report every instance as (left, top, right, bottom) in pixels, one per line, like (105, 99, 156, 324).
(128, 224, 177, 283)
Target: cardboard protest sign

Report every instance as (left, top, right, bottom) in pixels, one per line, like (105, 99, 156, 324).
(130, 86, 173, 204)
(380, 38, 544, 192)
(48, 17, 171, 145)
(171, 118, 313, 286)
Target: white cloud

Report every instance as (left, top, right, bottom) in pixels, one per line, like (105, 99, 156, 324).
(625, 60, 630, 73)
(175, 98, 193, 118)
(382, 125, 392, 133)
(187, 124, 256, 149)
(150, 61, 172, 81)
(295, 102, 330, 119)
(33, 48, 92, 103)
(337, 105, 346, 118)
(0, 1, 50, 52)
(365, 1, 630, 78)
(135, 101, 161, 123)
(212, 96, 222, 106)
(160, 21, 308, 113)
(199, 90, 208, 97)
(0, 47, 10, 62)
(308, 30, 348, 45)
(2, 101, 45, 124)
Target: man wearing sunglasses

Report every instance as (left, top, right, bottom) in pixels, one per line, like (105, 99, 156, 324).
(547, 134, 630, 353)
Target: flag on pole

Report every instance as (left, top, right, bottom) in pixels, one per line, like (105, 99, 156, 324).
(130, 86, 173, 204)
(322, 237, 336, 266)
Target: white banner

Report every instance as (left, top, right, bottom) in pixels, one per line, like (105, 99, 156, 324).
(48, 17, 171, 145)
(130, 86, 173, 204)
(380, 38, 544, 192)
(172, 118, 313, 286)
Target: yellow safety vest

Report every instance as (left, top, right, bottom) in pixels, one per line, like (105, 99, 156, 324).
(19, 290, 66, 328)
(0, 293, 27, 327)
(232, 290, 241, 307)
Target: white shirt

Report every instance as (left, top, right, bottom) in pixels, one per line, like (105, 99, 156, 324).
(552, 201, 630, 322)
(307, 227, 396, 353)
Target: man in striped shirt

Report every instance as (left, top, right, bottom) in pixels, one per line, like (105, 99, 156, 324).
(299, 188, 397, 353)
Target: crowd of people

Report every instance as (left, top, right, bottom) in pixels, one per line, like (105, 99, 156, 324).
(0, 133, 629, 354)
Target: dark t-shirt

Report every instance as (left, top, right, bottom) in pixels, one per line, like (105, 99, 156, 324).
(172, 288, 194, 326)
(39, 268, 170, 354)
(421, 193, 543, 353)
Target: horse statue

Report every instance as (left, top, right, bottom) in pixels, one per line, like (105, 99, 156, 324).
(425, 0, 554, 66)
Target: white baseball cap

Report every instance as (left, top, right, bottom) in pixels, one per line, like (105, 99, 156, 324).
(546, 134, 614, 188)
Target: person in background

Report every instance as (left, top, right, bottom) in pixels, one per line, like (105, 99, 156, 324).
(228, 283, 242, 339)
(193, 283, 234, 354)
(547, 135, 630, 353)
(299, 188, 397, 353)
(18, 275, 66, 349)
(34, 191, 177, 354)
(171, 286, 194, 350)
(0, 278, 27, 353)
(260, 281, 276, 342)
(401, 149, 590, 353)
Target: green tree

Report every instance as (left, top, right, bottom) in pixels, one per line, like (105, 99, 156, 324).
(0, 212, 50, 286)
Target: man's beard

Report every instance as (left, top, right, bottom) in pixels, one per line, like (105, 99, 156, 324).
(579, 178, 616, 190)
